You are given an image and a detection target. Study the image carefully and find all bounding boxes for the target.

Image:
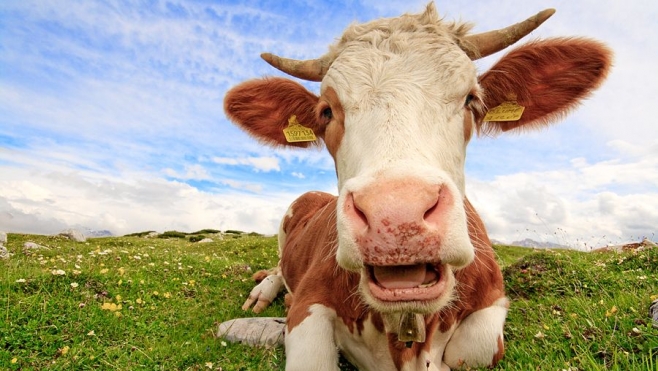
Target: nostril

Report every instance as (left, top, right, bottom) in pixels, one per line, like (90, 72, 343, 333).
(345, 193, 369, 231)
(352, 193, 369, 229)
(423, 188, 443, 226)
(423, 200, 439, 221)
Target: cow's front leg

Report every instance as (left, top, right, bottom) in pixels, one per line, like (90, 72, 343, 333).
(242, 272, 285, 313)
(443, 297, 509, 369)
(285, 303, 339, 371)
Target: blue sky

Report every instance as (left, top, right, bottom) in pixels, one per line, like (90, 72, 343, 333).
(1, 0, 657, 249)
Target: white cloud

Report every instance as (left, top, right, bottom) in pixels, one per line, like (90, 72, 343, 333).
(212, 156, 280, 172)
(163, 164, 211, 180)
(291, 172, 305, 179)
(0, 167, 294, 235)
(467, 139, 658, 249)
(220, 179, 264, 194)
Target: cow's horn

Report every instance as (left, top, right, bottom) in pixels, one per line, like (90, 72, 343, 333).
(260, 53, 332, 82)
(464, 8, 556, 60)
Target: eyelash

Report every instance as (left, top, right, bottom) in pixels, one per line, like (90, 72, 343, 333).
(465, 94, 474, 106)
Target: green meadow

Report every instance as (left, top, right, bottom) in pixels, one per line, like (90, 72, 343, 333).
(1, 232, 656, 370)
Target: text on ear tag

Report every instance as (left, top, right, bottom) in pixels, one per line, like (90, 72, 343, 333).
(283, 115, 317, 143)
(483, 101, 525, 122)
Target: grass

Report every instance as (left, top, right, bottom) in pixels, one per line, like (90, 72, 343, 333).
(1, 233, 656, 370)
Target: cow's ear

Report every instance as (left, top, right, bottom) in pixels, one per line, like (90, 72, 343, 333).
(224, 77, 322, 148)
(476, 38, 612, 135)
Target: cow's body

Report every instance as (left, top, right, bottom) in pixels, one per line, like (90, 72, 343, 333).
(223, 3, 611, 370)
(277, 191, 506, 370)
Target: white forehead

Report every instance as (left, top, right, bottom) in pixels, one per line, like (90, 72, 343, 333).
(321, 4, 477, 104)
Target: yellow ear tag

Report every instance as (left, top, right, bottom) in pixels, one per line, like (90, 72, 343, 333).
(283, 115, 317, 143)
(483, 101, 525, 122)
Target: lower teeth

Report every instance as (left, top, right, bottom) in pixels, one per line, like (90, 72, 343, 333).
(418, 280, 437, 288)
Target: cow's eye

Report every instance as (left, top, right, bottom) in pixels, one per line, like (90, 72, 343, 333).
(321, 107, 333, 120)
(465, 94, 474, 106)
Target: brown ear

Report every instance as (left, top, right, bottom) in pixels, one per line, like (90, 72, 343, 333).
(224, 77, 321, 148)
(477, 38, 612, 134)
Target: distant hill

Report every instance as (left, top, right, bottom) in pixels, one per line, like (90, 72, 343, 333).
(82, 228, 114, 237)
(510, 238, 568, 249)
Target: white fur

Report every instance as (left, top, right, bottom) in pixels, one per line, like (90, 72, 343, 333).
(334, 314, 396, 371)
(285, 304, 340, 371)
(443, 297, 509, 369)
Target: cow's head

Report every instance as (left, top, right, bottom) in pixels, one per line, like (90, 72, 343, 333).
(224, 3, 611, 314)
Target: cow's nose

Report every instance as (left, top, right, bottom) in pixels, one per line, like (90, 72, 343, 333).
(343, 179, 448, 235)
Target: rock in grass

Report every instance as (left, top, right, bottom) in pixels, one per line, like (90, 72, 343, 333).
(217, 317, 285, 348)
(0, 245, 9, 260)
(23, 241, 48, 252)
(198, 238, 214, 243)
(651, 299, 658, 329)
(58, 229, 86, 242)
(0, 231, 7, 245)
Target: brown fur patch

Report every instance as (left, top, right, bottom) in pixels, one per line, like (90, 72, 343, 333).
(224, 77, 322, 148)
(463, 108, 474, 143)
(252, 269, 270, 283)
(492, 335, 505, 365)
(477, 38, 612, 134)
(318, 87, 345, 159)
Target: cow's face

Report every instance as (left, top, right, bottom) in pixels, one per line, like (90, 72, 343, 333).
(224, 4, 611, 314)
(321, 32, 479, 314)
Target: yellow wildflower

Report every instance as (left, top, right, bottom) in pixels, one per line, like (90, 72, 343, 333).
(606, 305, 618, 317)
(101, 303, 122, 312)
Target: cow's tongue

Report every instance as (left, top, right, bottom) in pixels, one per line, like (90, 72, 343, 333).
(373, 264, 437, 289)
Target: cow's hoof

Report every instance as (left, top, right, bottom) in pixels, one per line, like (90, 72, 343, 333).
(217, 317, 285, 348)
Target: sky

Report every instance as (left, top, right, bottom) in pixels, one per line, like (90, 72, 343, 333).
(1, 0, 657, 249)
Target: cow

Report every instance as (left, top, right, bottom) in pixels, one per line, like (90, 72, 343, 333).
(222, 3, 611, 370)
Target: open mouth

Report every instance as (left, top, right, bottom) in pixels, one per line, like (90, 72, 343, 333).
(366, 263, 447, 302)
